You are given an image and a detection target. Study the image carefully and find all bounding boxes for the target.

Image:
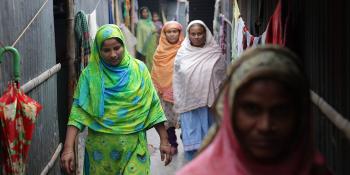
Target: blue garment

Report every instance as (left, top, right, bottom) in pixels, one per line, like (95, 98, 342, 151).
(180, 107, 214, 153)
(108, 0, 114, 24)
(184, 150, 197, 161)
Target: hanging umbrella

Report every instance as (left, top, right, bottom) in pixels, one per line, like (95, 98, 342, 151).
(0, 46, 42, 175)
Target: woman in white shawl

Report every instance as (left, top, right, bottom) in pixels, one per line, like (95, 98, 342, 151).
(173, 20, 226, 161)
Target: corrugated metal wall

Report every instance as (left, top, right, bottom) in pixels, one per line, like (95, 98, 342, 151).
(297, 0, 350, 174)
(189, 0, 216, 32)
(0, 0, 60, 174)
(239, 0, 350, 174)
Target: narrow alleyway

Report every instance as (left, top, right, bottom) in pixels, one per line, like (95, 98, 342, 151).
(0, 0, 349, 174)
(147, 128, 186, 175)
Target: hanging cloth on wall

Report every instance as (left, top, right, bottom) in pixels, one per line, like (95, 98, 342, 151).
(265, 0, 285, 45)
(74, 11, 91, 73)
(108, 0, 115, 24)
(114, 0, 123, 25)
(87, 10, 98, 42)
(123, 0, 131, 28)
(231, 0, 241, 59)
(233, 18, 266, 59)
(131, 0, 139, 31)
(213, 0, 221, 42)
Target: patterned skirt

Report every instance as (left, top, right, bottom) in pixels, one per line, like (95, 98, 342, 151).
(84, 129, 150, 175)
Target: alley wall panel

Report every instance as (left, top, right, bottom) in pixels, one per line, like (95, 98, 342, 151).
(0, 0, 60, 174)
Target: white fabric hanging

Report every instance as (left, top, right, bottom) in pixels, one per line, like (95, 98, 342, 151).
(87, 10, 98, 41)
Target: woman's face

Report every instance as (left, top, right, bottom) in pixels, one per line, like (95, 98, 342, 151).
(165, 28, 180, 44)
(234, 79, 298, 163)
(141, 9, 149, 19)
(188, 24, 206, 47)
(152, 13, 160, 21)
(100, 38, 124, 66)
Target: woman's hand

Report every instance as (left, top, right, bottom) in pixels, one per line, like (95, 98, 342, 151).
(60, 148, 75, 174)
(154, 122, 172, 166)
(159, 141, 172, 166)
(61, 126, 79, 174)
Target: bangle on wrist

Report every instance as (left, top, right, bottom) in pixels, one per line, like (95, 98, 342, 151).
(62, 151, 74, 156)
(160, 143, 171, 147)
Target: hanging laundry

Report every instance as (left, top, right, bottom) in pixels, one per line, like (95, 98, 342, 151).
(220, 16, 227, 54)
(233, 18, 267, 59)
(265, 0, 284, 45)
(132, 0, 139, 26)
(108, 0, 115, 24)
(231, 0, 241, 59)
(213, 0, 221, 42)
(74, 11, 91, 73)
(123, 0, 131, 28)
(87, 10, 98, 41)
(114, 0, 120, 25)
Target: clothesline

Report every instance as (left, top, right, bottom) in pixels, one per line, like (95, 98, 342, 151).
(11, 0, 49, 47)
(87, 0, 102, 15)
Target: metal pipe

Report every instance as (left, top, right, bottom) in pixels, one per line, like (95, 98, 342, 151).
(21, 64, 61, 93)
(40, 143, 63, 175)
(311, 90, 350, 140)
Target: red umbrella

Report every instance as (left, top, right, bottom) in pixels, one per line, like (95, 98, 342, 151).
(0, 47, 42, 175)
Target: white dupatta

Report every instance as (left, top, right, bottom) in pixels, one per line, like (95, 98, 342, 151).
(173, 20, 226, 113)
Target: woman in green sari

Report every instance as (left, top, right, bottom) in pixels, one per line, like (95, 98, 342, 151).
(136, 6, 158, 71)
(61, 24, 172, 175)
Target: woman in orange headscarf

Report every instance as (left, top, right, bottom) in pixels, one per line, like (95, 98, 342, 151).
(151, 21, 184, 154)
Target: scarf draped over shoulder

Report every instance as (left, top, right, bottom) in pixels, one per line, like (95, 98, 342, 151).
(173, 20, 226, 113)
(151, 21, 184, 103)
(68, 24, 166, 134)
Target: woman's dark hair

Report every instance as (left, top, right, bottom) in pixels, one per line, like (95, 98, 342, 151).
(101, 37, 124, 49)
(115, 38, 123, 46)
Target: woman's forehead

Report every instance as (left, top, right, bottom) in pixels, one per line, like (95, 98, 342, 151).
(165, 28, 179, 32)
(165, 26, 180, 32)
(188, 24, 205, 33)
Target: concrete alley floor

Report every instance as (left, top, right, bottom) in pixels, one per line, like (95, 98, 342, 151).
(76, 128, 187, 175)
(147, 128, 187, 175)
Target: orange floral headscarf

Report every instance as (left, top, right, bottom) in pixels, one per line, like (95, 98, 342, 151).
(151, 21, 184, 103)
